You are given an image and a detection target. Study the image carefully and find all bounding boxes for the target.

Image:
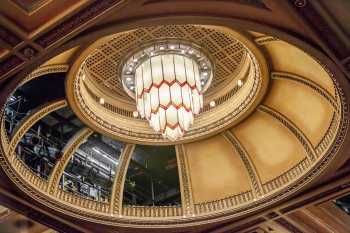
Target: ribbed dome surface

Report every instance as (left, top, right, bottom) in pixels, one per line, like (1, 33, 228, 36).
(0, 25, 347, 229)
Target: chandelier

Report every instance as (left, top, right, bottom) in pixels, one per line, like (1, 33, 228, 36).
(122, 41, 213, 140)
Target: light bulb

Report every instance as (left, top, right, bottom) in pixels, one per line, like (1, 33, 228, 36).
(209, 101, 216, 107)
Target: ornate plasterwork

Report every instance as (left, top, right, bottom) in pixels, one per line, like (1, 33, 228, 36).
(223, 131, 263, 197)
(83, 25, 248, 99)
(21, 64, 69, 85)
(66, 26, 270, 144)
(0, 26, 348, 228)
(175, 145, 194, 216)
(258, 105, 317, 162)
(0, 71, 347, 228)
(2, 100, 67, 194)
(7, 100, 67, 158)
(110, 144, 135, 215)
(47, 128, 93, 195)
(73, 51, 262, 144)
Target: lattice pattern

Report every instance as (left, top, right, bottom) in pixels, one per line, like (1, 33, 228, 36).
(84, 25, 247, 99)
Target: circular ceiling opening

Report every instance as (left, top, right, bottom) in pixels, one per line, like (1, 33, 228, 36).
(66, 25, 269, 144)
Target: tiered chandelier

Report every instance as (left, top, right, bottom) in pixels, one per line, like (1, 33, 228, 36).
(122, 41, 213, 140)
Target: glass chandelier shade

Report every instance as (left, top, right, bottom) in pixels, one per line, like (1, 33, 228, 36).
(135, 54, 203, 140)
(122, 42, 213, 140)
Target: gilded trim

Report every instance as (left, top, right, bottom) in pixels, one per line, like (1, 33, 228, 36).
(262, 158, 310, 193)
(258, 105, 317, 162)
(110, 144, 135, 215)
(7, 100, 67, 157)
(315, 112, 340, 156)
(21, 64, 69, 86)
(65, 25, 270, 145)
(176, 144, 193, 216)
(55, 188, 111, 214)
(272, 72, 338, 110)
(1, 118, 9, 152)
(223, 131, 263, 197)
(255, 36, 279, 45)
(122, 205, 183, 218)
(5, 100, 67, 193)
(47, 128, 93, 195)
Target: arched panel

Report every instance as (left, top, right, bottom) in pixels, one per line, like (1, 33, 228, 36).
(184, 134, 252, 203)
(232, 110, 308, 186)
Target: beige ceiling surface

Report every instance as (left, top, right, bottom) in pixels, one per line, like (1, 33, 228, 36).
(232, 110, 307, 184)
(184, 134, 251, 203)
(263, 78, 334, 146)
(181, 33, 339, 203)
(262, 40, 336, 97)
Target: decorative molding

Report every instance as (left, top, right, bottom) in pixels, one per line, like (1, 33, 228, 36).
(176, 144, 193, 216)
(110, 144, 134, 215)
(19, 46, 38, 60)
(2, 100, 66, 194)
(0, 16, 348, 228)
(122, 205, 183, 218)
(68, 34, 268, 144)
(81, 25, 247, 98)
(21, 64, 69, 85)
(1, 117, 9, 152)
(258, 105, 317, 162)
(255, 36, 279, 45)
(0, 0, 125, 82)
(223, 131, 263, 197)
(47, 128, 93, 195)
(55, 188, 110, 214)
(315, 112, 339, 156)
(7, 100, 67, 158)
(262, 158, 310, 194)
(0, 66, 346, 227)
(35, 0, 125, 48)
(272, 72, 338, 110)
(193, 190, 254, 215)
(10, 0, 52, 15)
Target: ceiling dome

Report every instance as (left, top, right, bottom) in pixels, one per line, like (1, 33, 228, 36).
(66, 25, 269, 144)
(0, 21, 348, 231)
